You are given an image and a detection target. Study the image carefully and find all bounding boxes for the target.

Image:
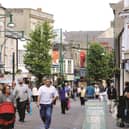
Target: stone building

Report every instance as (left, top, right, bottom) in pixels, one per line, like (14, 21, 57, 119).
(110, 0, 124, 95)
(119, 0, 129, 95)
(8, 8, 54, 36)
(7, 8, 54, 73)
(63, 30, 114, 80)
(0, 5, 17, 76)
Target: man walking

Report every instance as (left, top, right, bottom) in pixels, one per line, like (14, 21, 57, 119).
(37, 78, 58, 129)
(13, 78, 30, 122)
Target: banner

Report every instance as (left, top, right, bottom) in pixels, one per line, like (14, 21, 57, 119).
(80, 51, 86, 68)
(52, 50, 59, 65)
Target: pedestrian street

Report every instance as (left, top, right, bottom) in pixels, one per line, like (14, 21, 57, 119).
(14, 99, 85, 129)
(14, 99, 125, 129)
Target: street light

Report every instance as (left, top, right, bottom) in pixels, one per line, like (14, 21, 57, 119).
(0, 13, 15, 28)
(53, 28, 63, 76)
(5, 30, 26, 41)
(59, 28, 63, 76)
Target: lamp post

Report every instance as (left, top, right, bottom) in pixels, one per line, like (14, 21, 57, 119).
(12, 52, 15, 81)
(0, 14, 15, 28)
(54, 28, 63, 76)
(0, 13, 15, 28)
(86, 34, 89, 82)
(59, 28, 63, 76)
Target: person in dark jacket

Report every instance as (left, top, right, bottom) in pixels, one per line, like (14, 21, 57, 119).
(107, 83, 117, 113)
(58, 84, 67, 114)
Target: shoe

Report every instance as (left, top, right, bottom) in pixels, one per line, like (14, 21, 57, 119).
(19, 119, 24, 122)
(42, 117, 46, 123)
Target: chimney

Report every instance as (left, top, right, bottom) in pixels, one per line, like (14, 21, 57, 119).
(37, 8, 42, 12)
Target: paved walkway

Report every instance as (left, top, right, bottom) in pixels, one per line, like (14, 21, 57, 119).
(14, 99, 85, 129)
(14, 99, 127, 129)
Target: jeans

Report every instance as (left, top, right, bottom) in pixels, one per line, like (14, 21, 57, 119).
(40, 104, 53, 129)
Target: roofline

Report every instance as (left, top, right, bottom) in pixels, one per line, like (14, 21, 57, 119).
(7, 8, 53, 17)
(0, 4, 6, 10)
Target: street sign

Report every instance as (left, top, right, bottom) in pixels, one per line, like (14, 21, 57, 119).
(80, 68, 86, 77)
(52, 64, 59, 68)
(82, 100, 106, 129)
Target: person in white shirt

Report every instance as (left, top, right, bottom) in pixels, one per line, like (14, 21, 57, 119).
(37, 78, 58, 129)
(79, 85, 86, 106)
(32, 86, 38, 102)
(94, 84, 100, 99)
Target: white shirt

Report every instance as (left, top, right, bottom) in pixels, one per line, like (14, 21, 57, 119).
(38, 85, 58, 104)
(95, 87, 100, 95)
(32, 87, 38, 96)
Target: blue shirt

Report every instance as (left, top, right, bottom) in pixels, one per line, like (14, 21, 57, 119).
(86, 85, 95, 97)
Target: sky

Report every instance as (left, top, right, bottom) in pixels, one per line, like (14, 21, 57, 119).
(0, 0, 121, 31)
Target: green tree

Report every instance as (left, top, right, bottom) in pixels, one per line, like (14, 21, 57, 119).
(24, 21, 55, 86)
(87, 42, 113, 82)
(106, 51, 114, 79)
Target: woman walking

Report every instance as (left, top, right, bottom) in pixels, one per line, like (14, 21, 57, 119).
(79, 86, 86, 106)
(0, 84, 15, 129)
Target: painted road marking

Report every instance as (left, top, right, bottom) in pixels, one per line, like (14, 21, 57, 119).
(82, 100, 106, 129)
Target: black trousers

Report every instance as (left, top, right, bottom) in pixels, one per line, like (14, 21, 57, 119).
(61, 100, 66, 114)
(32, 96, 37, 102)
(80, 97, 85, 105)
(17, 100, 27, 121)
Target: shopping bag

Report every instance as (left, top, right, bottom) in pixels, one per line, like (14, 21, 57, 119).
(67, 99, 70, 109)
(28, 103, 32, 115)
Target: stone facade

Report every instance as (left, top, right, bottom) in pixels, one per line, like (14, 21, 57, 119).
(110, 0, 124, 96)
(8, 8, 54, 36)
(119, 0, 129, 95)
(7, 8, 54, 73)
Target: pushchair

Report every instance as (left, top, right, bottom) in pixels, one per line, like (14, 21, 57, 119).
(116, 96, 129, 127)
(0, 102, 15, 129)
